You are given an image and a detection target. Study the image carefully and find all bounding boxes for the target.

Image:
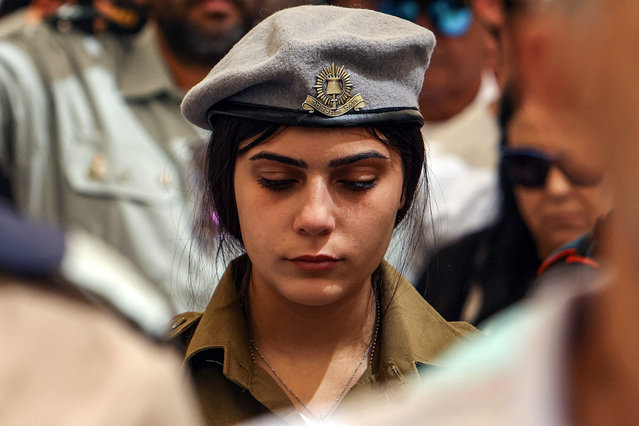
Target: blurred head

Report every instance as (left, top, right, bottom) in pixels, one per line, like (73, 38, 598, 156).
(543, 0, 639, 278)
(29, 0, 148, 34)
(419, 1, 486, 111)
(550, 0, 639, 219)
(503, 102, 611, 259)
(377, 0, 490, 120)
(148, 0, 255, 67)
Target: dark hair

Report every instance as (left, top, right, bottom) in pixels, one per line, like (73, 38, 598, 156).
(196, 115, 426, 272)
(419, 88, 540, 323)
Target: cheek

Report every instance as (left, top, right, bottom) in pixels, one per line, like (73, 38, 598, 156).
(345, 175, 404, 253)
(233, 169, 276, 256)
(514, 188, 544, 229)
(577, 184, 613, 219)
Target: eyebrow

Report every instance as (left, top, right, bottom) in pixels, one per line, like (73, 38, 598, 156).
(328, 151, 389, 167)
(248, 150, 389, 168)
(249, 152, 307, 168)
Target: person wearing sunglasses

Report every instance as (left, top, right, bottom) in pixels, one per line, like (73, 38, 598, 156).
(417, 94, 612, 325)
(503, 103, 610, 262)
(328, 0, 501, 164)
(374, 0, 501, 168)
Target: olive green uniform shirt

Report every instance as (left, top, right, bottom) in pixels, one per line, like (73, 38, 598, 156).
(169, 256, 476, 425)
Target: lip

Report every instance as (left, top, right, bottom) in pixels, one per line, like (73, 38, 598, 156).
(544, 212, 587, 228)
(194, 0, 236, 15)
(288, 255, 341, 271)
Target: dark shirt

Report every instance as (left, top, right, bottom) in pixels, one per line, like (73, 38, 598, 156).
(417, 226, 540, 325)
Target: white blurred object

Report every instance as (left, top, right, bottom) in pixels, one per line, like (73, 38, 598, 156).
(331, 273, 605, 426)
(422, 71, 501, 169)
(385, 72, 501, 285)
(386, 149, 499, 285)
(60, 229, 175, 338)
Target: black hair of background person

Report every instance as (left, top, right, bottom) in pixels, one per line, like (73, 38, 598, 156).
(0, 168, 13, 202)
(416, 91, 540, 325)
(0, 0, 29, 17)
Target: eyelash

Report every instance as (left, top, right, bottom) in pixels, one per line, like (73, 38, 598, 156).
(257, 177, 297, 191)
(342, 179, 377, 192)
(256, 178, 377, 192)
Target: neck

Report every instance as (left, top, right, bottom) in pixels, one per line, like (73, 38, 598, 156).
(245, 268, 379, 420)
(153, 23, 212, 93)
(247, 276, 376, 356)
(419, 74, 483, 122)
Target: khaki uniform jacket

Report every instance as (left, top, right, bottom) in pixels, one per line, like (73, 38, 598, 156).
(169, 256, 476, 425)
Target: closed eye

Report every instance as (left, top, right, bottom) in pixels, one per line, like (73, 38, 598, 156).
(340, 179, 377, 192)
(257, 177, 297, 191)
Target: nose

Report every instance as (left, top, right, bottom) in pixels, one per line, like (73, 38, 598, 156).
(545, 166, 573, 199)
(293, 178, 336, 237)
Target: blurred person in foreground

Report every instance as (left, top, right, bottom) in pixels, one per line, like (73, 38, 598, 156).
(0, 0, 259, 313)
(329, 0, 639, 423)
(419, 94, 611, 325)
(169, 5, 476, 424)
(0, 200, 203, 425)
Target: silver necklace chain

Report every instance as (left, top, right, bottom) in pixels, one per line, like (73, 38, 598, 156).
(248, 296, 380, 422)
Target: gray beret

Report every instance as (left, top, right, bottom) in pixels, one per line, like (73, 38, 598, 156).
(181, 5, 435, 129)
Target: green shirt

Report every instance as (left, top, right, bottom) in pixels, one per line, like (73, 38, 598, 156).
(169, 256, 476, 425)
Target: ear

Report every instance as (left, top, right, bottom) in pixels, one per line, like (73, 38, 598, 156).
(399, 187, 406, 210)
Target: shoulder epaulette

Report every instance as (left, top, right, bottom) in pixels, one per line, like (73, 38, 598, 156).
(537, 231, 598, 276)
(165, 312, 202, 353)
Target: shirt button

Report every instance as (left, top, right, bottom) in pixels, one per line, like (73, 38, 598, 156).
(88, 153, 108, 181)
(160, 171, 174, 189)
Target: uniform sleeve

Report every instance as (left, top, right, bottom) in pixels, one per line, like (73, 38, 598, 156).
(449, 321, 480, 339)
(0, 41, 17, 187)
(0, 37, 55, 209)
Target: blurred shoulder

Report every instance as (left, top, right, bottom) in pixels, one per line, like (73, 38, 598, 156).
(0, 279, 203, 425)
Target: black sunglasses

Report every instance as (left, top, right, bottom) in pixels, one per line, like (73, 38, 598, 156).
(502, 147, 604, 188)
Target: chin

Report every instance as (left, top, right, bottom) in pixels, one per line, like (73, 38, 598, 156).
(280, 282, 347, 307)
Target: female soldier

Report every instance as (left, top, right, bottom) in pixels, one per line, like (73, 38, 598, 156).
(169, 5, 474, 424)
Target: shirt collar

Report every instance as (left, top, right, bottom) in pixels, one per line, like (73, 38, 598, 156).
(375, 261, 471, 383)
(185, 257, 470, 386)
(117, 25, 184, 101)
(184, 256, 254, 388)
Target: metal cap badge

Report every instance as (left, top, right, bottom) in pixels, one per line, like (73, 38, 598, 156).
(302, 63, 366, 117)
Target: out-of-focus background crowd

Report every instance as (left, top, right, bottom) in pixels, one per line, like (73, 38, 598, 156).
(0, 0, 633, 423)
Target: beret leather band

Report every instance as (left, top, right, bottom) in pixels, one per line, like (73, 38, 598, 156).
(207, 101, 425, 128)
